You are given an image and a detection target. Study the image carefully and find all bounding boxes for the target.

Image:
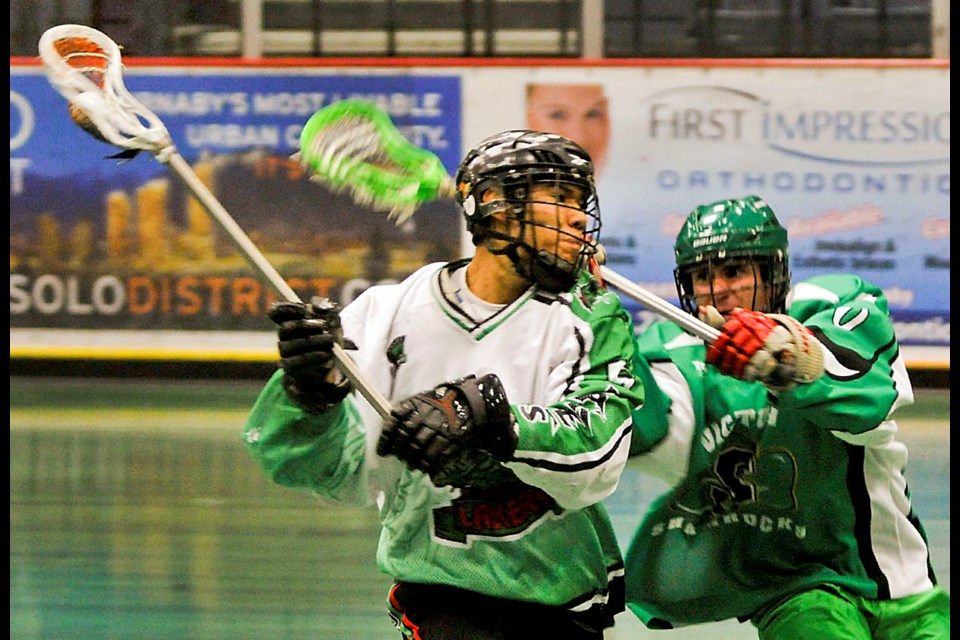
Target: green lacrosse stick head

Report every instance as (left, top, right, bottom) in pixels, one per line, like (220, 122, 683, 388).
(297, 99, 456, 222)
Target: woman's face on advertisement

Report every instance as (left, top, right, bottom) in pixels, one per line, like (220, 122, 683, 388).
(526, 84, 610, 176)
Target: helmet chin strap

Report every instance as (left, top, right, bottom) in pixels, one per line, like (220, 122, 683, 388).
(526, 249, 580, 292)
(482, 229, 580, 292)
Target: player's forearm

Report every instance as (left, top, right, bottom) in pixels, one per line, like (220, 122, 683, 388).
(628, 360, 695, 486)
(243, 371, 366, 495)
(781, 308, 906, 434)
(507, 381, 638, 509)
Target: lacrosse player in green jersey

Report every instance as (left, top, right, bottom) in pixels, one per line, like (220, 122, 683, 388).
(243, 130, 644, 639)
(623, 195, 949, 639)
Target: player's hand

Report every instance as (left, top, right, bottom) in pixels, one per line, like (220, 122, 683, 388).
(268, 297, 357, 413)
(377, 373, 518, 485)
(702, 307, 825, 391)
(588, 243, 606, 287)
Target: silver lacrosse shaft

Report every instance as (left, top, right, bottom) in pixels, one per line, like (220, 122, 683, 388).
(164, 151, 393, 420)
(598, 266, 721, 342)
(38, 24, 392, 419)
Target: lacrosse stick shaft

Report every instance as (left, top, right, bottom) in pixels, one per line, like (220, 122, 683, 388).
(40, 26, 392, 419)
(164, 153, 393, 420)
(166, 153, 297, 301)
(296, 101, 721, 344)
(599, 266, 721, 342)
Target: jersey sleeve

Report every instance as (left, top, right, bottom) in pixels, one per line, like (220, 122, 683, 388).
(627, 321, 699, 486)
(505, 281, 644, 510)
(240, 265, 439, 508)
(780, 275, 914, 439)
(242, 370, 372, 505)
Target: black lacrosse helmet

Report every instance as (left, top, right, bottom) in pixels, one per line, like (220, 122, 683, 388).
(454, 130, 601, 292)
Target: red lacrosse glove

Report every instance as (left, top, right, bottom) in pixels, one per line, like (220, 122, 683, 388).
(704, 307, 824, 391)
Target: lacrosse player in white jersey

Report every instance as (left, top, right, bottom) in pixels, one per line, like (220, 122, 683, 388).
(244, 130, 645, 639)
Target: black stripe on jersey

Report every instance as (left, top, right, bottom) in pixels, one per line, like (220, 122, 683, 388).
(436, 260, 479, 327)
(846, 442, 892, 599)
(511, 423, 632, 472)
(910, 504, 941, 586)
(814, 327, 897, 382)
(559, 559, 626, 631)
(532, 290, 563, 305)
(566, 326, 587, 387)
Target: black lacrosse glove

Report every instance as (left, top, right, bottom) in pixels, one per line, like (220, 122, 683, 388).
(376, 373, 518, 485)
(268, 297, 357, 413)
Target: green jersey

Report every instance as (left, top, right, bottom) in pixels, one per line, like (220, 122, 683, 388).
(244, 261, 644, 630)
(624, 274, 938, 628)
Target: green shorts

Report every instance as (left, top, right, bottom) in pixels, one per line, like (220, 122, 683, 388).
(752, 584, 950, 640)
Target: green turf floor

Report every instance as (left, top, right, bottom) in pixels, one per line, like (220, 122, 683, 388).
(10, 377, 950, 640)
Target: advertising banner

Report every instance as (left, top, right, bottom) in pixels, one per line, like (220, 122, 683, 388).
(10, 69, 463, 338)
(10, 61, 949, 361)
(463, 65, 950, 351)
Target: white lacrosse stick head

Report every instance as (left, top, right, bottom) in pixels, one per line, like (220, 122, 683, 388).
(38, 24, 173, 155)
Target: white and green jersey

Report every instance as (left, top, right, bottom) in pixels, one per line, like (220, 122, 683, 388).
(623, 274, 938, 628)
(244, 259, 643, 627)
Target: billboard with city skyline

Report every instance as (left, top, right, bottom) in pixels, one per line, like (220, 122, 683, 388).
(11, 71, 463, 332)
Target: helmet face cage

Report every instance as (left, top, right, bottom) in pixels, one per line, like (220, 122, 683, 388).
(455, 130, 601, 292)
(675, 253, 789, 315)
(673, 195, 790, 314)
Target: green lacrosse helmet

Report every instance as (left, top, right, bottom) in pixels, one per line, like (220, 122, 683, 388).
(674, 195, 790, 314)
